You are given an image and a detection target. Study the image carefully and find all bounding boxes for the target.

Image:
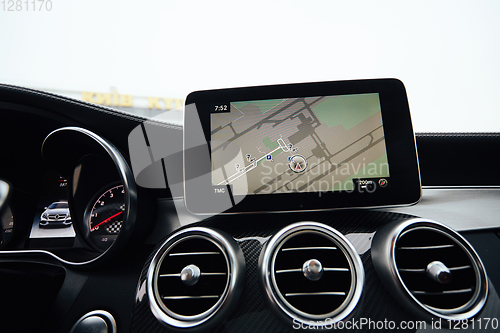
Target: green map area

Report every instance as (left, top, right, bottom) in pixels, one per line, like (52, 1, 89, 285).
(232, 99, 285, 114)
(210, 93, 390, 195)
(312, 94, 382, 130)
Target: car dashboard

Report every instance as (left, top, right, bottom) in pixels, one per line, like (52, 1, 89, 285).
(0, 83, 499, 332)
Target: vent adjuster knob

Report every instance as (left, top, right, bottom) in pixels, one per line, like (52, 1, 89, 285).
(426, 261, 452, 285)
(303, 259, 324, 281)
(181, 264, 201, 286)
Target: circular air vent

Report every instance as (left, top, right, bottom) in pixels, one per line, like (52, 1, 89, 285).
(372, 219, 488, 321)
(147, 227, 245, 329)
(260, 222, 364, 325)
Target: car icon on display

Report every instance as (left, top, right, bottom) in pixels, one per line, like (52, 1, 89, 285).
(39, 201, 72, 228)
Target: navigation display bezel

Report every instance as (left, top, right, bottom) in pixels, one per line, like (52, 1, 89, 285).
(184, 79, 421, 214)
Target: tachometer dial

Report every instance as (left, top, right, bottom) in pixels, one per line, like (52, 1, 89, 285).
(87, 184, 126, 250)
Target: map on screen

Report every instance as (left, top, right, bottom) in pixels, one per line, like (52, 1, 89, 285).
(210, 93, 390, 196)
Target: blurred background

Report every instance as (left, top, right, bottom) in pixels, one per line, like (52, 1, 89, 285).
(1, 0, 499, 131)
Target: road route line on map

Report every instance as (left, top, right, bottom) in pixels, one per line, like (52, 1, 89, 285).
(217, 138, 290, 185)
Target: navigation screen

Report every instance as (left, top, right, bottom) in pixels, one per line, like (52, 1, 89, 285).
(185, 79, 420, 214)
(211, 93, 390, 196)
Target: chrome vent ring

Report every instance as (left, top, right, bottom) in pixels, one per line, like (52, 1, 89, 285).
(372, 219, 488, 321)
(260, 222, 364, 325)
(147, 227, 245, 329)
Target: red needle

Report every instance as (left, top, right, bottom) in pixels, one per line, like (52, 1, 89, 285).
(91, 211, 123, 231)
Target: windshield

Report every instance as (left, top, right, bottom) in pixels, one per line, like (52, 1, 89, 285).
(48, 202, 68, 209)
(1, 0, 499, 132)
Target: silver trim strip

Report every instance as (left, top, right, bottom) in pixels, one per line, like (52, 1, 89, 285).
(399, 265, 471, 273)
(282, 246, 337, 251)
(169, 251, 220, 256)
(398, 244, 454, 250)
(160, 272, 227, 277)
(325, 268, 350, 272)
(275, 269, 301, 274)
(412, 288, 473, 296)
(285, 292, 346, 297)
(450, 265, 472, 271)
(162, 295, 220, 300)
(398, 268, 425, 273)
(276, 267, 349, 274)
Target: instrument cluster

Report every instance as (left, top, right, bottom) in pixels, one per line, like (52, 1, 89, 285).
(0, 127, 142, 266)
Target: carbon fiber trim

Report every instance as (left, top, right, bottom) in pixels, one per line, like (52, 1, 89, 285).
(131, 210, 420, 332)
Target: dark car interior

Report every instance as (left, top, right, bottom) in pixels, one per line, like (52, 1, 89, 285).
(0, 82, 499, 333)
